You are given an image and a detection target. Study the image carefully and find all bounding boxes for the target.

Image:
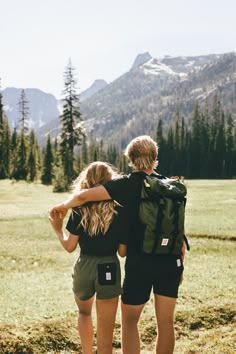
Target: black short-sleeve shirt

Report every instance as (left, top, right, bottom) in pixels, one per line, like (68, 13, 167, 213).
(66, 204, 129, 256)
(103, 173, 145, 254)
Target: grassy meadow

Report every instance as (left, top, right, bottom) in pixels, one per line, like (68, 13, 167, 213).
(0, 179, 235, 353)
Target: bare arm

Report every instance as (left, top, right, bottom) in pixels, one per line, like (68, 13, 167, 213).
(181, 239, 186, 262)
(48, 212, 79, 253)
(118, 244, 127, 257)
(49, 185, 111, 218)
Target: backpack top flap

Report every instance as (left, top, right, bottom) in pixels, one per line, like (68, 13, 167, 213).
(141, 175, 187, 200)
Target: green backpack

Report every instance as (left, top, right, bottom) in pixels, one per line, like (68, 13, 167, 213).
(139, 174, 189, 255)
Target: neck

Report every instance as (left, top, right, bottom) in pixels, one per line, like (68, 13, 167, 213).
(135, 168, 156, 175)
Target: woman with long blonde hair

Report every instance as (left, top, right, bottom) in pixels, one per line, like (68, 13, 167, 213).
(49, 161, 128, 354)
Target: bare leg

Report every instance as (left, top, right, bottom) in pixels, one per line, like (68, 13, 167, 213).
(121, 301, 145, 354)
(96, 297, 119, 354)
(154, 294, 177, 354)
(74, 294, 95, 354)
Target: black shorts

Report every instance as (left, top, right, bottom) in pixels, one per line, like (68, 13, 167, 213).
(121, 253, 184, 305)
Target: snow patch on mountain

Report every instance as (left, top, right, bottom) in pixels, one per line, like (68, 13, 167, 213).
(142, 58, 178, 77)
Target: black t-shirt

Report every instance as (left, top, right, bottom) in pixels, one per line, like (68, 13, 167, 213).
(103, 172, 145, 255)
(103, 172, 167, 255)
(66, 204, 129, 256)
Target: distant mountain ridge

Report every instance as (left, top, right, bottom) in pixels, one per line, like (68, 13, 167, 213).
(80, 79, 108, 102)
(2, 87, 60, 130)
(2, 51, 236, 148)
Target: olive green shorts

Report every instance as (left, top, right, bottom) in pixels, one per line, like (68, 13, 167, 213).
(72, 253, 122, 301)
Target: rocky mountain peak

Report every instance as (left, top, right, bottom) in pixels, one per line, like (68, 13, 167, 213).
(131, 52, 152, 69)
(80, 79, 108, 102)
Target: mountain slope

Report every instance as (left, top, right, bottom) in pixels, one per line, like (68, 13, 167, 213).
(80, 52, 236, 147)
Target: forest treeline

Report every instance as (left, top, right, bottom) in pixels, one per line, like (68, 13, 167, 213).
(0, 61, 236, 191)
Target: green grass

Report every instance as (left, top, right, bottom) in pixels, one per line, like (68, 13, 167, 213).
(185, 179, 236, 238)
(0, 179, 236, 353)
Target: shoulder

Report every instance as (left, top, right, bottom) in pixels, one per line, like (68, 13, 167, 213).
(150, 172, 167, 180)
(104, 175, 129, 189)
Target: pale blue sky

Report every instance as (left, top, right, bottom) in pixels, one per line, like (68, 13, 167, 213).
(0, 0, 235, 98)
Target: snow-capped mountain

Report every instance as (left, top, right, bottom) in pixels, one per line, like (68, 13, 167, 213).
(2, 51, 236, 148)
(79, 52, 236, 147)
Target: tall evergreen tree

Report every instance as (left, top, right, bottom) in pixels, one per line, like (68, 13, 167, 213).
(18, 89, 29, 133)
(179, 117, 187, 176)
(0, 80, 8, 178)
(190, 102, 202, 177)
(164, 127, 174, 176)
(156, 119, 165, 171)
(11, 90, 31, 180)
(208, 95, 222, 177)
(107, 144, 118, 166)
(200, 102, 211, 177)
(173, 115, 181, 174)
(1, 118, 11, 178)
(81, 136, 89, 165)
(99, 139, 106, 161)
(88, 136, 99, 163)
(12, 132, 28, 180)
(27, 130, 40, 182)
(9, 124, 18, 178)
(215, 110, 226, 178)
(41, 134, 54, 185)
(60, 59, 84, 188)
(225, 113, 235, 177)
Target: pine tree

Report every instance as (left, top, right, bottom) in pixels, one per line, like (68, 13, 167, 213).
(27, 130, 40, 182)
(60, 59, 84, 189)
(156, 119, 165, 171)
(190, 102, 202, 177)
(165, 127, 174, 176)
(11, 91, 31, 180)
(41, 134, 54, 185)
(106, 144, 118, 165)
(12, 132, 28, 180)
(9, 124, 17, 178)
(88, 136, 98, 163)
(225, 113, 235, 177)
(179, 117, 187, 177)
(215, 110, 226, 178)
(2, 119, 11, 178)
(99, 139, 106, 161)
(208, 95, 222, 177)
(0, 81, 8, 178)
(18, 89, 29, 133)
(52, 138, 68, 192)
(78, 135, 89, 171)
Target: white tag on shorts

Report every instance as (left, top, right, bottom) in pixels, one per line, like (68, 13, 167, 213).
(161, 238, 169, 246)
(176, 259, 181, 267)
(106, 272, 111, 280)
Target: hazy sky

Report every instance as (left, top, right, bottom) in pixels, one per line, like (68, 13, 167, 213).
(0, 0, 235, 98)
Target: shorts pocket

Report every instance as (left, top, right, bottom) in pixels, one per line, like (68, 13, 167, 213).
(97, 262, 117, 285)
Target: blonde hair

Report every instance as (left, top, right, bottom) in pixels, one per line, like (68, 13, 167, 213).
(124, 135, 158, 170)
(72, 161, 117, 236)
